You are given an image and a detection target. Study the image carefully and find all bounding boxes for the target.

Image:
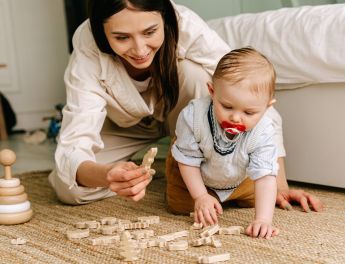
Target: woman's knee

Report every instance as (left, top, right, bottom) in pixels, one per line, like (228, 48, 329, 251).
(48, 170, 114, 205)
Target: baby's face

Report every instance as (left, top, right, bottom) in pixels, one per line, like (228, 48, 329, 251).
(209, 79, 271, 134)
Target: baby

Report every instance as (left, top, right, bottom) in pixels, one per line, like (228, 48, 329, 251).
(172, 47, 279, 239)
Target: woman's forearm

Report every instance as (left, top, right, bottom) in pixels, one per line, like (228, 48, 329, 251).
(76, 160, 112, 188)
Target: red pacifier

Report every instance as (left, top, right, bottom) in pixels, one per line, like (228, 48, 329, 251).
(221, 121, 246, 135)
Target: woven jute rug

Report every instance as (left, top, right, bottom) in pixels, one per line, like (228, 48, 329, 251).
(0, 169, 344, 264)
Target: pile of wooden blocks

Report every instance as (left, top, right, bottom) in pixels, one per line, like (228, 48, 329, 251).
(65, 215, 243, 263)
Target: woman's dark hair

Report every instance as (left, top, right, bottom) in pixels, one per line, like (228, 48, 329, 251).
(88, 0, 179, 115)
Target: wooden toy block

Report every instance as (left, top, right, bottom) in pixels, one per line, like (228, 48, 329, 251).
(210, 237, 222, 248)
(10, 238, 27, 245)
(200, 224, 220, 237)
(131, 229, 154, 239)
(119, 231, 140, 262)
(75, 221, 87, 229)
(190, 236, 212, 247)
(123, 222, 149, 230)
(66, 229, 90, 239)
(167, 240, 188, 251)
(0, 193, 28, 205)
(158, 230, 189, 242)
(118, 219, 132, 225)
(101, 224, 125, 235)
(75, 220, 100, 229)
(137, 216, 160, 224)
(218, 226, 244, 235)
(137, 240, 148, 249)
(141, 147, 157, 170)
(190, 222, 203, 230)
(198, 253, 231, 263)
(155, 238, 167, 248)
(88, 235, 120, 245)
(100, 217, 118, 225)
(85, 221, 100, 229)
(146, 239, 157, 248)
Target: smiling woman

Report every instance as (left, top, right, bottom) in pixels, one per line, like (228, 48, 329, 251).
(48, 0, 230, 205)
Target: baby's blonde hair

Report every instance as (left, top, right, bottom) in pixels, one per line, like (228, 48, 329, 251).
(213, 47, 276, 99)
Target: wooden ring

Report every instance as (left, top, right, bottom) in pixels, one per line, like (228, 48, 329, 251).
(0, 185, 24, 196)
(0, 178, 20, 188)
(0, 201, 31, 213)
(0, 193, 28, 205)
(0, 209, 33, 225)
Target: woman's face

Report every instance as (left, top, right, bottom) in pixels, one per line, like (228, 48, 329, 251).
(103, 7, 164, 71)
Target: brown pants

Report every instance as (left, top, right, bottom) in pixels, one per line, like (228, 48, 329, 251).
(166, 150, 255, 214)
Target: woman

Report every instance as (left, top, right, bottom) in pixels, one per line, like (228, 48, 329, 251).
(49, 0, 322, 213)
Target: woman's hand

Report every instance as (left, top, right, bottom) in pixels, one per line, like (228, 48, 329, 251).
(194, 193, 223, 227)
(106, 161, 153, 202)
(276, 189, 323, 212)
(246, 219, 279, 239)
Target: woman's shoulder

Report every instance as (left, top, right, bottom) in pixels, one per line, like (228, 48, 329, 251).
(72, 19, 98, 52)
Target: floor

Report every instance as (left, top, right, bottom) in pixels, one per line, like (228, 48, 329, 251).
(0, 134, 56, 175)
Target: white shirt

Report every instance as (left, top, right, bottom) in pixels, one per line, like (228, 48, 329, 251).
(172, 96, 279, 201)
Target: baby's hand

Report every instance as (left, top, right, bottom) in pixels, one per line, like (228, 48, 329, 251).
(245, 219, 279, 239)
(194, 193, 223, 227)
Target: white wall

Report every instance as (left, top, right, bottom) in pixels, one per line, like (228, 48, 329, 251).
(0, 0, 69, 131)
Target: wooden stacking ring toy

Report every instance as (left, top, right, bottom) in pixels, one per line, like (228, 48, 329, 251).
(0, 149, 33, 224)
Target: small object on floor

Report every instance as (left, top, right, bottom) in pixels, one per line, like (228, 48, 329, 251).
(0, 149, 33, 225)
(10, 237, 27, 245)
(119, 231, 140, 262)
(200, 224, 220, 237)
(191, 236, 212, 247)
(66, 229, 90, 239)
(137, 215, 160, 224)
(198, 253, 231, 263)
(157, 230, 189, 242)
(191, 222, 203, 230)
(88, 235, 120, 246)
(131, 229, 154, 239)
(100, 217, 118, 225)
(23, 130, 47, 144)
(210, 237, 222, 248)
